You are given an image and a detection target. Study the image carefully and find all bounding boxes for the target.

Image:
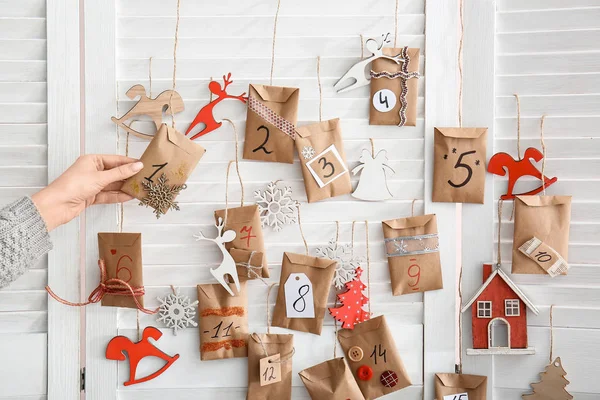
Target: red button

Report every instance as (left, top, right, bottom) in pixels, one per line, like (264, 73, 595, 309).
(357, 365, 373, 381)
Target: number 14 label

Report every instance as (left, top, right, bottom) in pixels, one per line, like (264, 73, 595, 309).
(444, 393, 469, 400)
(284, 273, 315, 318)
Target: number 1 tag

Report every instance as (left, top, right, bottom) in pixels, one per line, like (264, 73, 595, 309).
(284, 273, 315, 318)
(260, 354, 281, 386)
(443, 393, 469, 400)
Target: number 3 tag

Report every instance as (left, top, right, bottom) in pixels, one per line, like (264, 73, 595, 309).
(305, 144, 349, 188)
(260, 354, 281, 386)
(284, 273, 315, 318)
(443, 393, 468, 400)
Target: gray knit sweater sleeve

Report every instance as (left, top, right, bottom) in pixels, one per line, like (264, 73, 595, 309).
(0, 197, 53, 288)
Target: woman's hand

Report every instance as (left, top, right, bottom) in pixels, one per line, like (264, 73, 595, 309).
(31, 154, 144, 231)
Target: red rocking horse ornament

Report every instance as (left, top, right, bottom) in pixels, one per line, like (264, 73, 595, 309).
(185, 73, 247, 139)
(487, 147, 557, 200)
(106, 326, 179, 386)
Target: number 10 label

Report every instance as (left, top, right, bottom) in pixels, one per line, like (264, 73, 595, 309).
(305, 144, 349, 188)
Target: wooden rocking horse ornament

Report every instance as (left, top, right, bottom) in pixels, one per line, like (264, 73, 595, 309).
(111, 84, 185, 140)
(106, 326, 180, 386)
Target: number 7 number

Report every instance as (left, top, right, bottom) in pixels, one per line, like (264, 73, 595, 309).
(448, 150, 476, 188)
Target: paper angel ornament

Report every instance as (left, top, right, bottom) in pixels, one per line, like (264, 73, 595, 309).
(352, 149, 395, 201)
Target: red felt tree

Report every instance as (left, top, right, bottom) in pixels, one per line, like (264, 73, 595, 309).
(329, 267, 370, 329)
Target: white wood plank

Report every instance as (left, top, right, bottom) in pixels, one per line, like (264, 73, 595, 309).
(3, 269, 47, 290)
(498, 7, 600, 32)
(497, 0, 600, 12)
(0, 0, 45, 17)
(496, 116, 600, 138)
(498, 52, 600, 75)
(0, 291, 47, 312)
(497, 73, 600, 96)
(495, 137, 600, 158)
(0, 145, 47, 165)
(0, 39, 46, 60)
(0, 187, 41, 203)
(0, 61, 46, 81)
(496, 94, 600, 117)
(0, 103, 46, 123)
(499, 30, 600, 54)
(0, 167, 47, 186)
(0, 333, 47, 396)
(0, 18, 46, 39)
(0, 82, 46, 102)
(0, 311, 47, 333)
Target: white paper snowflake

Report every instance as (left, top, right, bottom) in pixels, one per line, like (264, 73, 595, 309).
(157, 287, 199, 335)
(316, 239, 364, 289)
(254, 182, 299, 232)
(302, 146, 316, 160)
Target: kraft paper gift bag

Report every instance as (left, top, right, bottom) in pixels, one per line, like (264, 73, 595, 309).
(243, 84, 300, 164)
(512, 195, 572, 275)
(295, 118, 352, 203)
(382, 214, 443, 295)
(272, 252, 336, 335)
(230, 248, 265, 281)
(214, 204, 269, 278)
(299, 357, 366, 400)
(247, 333, 294, 400)
(433, 127, 488, 204)
(198, 282, 248, 361)
(435, 373, 487, 400)
(370, 47, 420, 127)
(98, 232, 144, 309)
(338, 315, 411, 399)
(122, 124, 206, 206)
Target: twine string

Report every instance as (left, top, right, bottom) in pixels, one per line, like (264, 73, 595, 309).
(458, 0, 464, 127)
(497, 199, 504, 266)
(270, 0, 282, 85)
(317, 56, 323, 121)
(365, 220, 372, 314)
(266, 283, 277, 334)
(236, 251, 270, 286)
(223, 119, 244, 226)
(360, 34, 365, 59)
(168, 0, 181, 128)
(411, 199, 417, 217)
(369, 138, 375, 158)
(540, 115, 547, 195)
(394, 0, 399, 47)
(351, 221, 357, 256)
(297, 205, 309, 255)
(550, 304, 555, 363)
(514, 94, 522, 160)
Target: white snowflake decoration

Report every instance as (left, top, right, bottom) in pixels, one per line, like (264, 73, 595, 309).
(302, 146, 316, 160)
(157, 287, 199, 335)
(254, 182, 299, 232)
(316, 239, 364, 289)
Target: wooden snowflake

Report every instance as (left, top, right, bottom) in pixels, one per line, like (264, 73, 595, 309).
(139, 173, 186, 219)
(316, 239, 364, 289)
(302, 146, 315, 159)
(254, 182, 299, 232)
(156, 287, 199, 335)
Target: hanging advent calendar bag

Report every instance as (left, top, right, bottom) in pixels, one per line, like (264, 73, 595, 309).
(230, 248, 265, 281)
(435, 373, 487, 400)
(243, 84, 300, 164)
(512, 195, 572, 275)
(197, 282, 248, 361)
(295, 118, 352, 203)
(272, 252, 336, 335)
(97, 232, 144, 309)
(382, 214, 443, 295)
(370, 47, 420, 127)
(214, 205, 269, 279)
(247, 333, 294, 400)
(338, 316, 411, 399)
(122, 124, 206, 205)
(433, 127, 488, 204)
(299, 357, 365, 400)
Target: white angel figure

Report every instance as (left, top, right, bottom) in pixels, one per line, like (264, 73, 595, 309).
(351, 149, 395, 201)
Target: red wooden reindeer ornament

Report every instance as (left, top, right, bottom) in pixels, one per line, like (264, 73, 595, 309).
(106, 326, 179, 386)
(186, 73, 248, 139)
(488, 147, 557, 200)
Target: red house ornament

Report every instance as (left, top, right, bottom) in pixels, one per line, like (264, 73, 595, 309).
(461, 264, 539, 355)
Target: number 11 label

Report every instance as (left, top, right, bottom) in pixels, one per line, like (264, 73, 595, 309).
(284, 273, 315, 318)
(443, 393, 469, 400)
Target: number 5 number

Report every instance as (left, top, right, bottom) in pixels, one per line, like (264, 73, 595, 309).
(448, 150, 476, 188)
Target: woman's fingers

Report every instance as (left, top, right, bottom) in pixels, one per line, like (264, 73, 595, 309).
(97, 154, 140, 170)
(102, 181, 127, 192)
(94, 191, 135, 205)
(99, 161, 144, 186)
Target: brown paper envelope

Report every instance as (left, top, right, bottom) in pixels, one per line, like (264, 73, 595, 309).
(433, 127, 488, 204)
(299, 358, 366, 400)
(512, 195, 572, 274)
(98, 232, 143, 309)
(295, 118, 352, 203)
(243, 84, 299, 164)
(272, 252, 336, 335)
(230, 248, 265, 281)
(338, 316, 411, 399)
(122, 124, 206, 204)
(247, 333, 294, 400)
(370, 47, 420, 127)
(435, 373, 487, 400)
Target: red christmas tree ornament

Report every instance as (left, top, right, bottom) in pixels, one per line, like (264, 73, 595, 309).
(329, 267, 370, 329)
(185, 73, 248, 139)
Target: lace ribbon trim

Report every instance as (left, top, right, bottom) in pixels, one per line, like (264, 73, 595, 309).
(384, 233, 439, 257)
(248, 95, 296, 140)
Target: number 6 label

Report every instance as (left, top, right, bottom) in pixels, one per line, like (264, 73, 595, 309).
(443, 393, 468, 400)
(305, 144, 349, 188)
(284, 273, 315, 318)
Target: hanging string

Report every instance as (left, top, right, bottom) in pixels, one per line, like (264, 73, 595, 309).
(369, 138, 375, 158)
(266, 283, 277, 334)
(394, 0, 399, 47)
(550, 304, 555, 362)
(514, 94, 522, 160)
(209, 76, 214, 102)
(223, 120, 244, 225)
(351, 221, 357, 256)
(365, 220, 372, 314)
(457, 264, 463, 373)
(334, 221, 340, 245)
(148, 56, 153, 97)
(497, 199, 504, 266)
(411, 199, 417, 217)
(457, 0, 465, 127)
(360, 34, 365, 59)
(270, 0, 282, 85)
(317, 56, 323, 121)
(540, 115, 548, 195)
(168, 0, 181, 128)
(250, 333, 295, 363)
(297, 205, 309, 255)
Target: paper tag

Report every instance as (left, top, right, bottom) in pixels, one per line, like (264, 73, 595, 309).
(443, 393, 469, 400)
(305, 144, 349, 188)
(518, 237, 569, 277)
(373, 89, 397, 112)
(284, 273, 315, 318)
(259, 354, 281, 386)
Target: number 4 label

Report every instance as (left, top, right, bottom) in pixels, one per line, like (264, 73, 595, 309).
(443, 393, 469, 400)
(259, 354, 281, 386)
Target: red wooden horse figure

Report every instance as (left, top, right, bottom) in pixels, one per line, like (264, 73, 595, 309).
(106, 326, 179, 386)
(186, 73, 247, 139)
(487, 147, 557, 200)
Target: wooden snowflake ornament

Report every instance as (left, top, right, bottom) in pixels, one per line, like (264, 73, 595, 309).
(328, 267, 370, 329)
(522, 357, 573, 400)
(316, 239, 363, 289)
(157, 287, 199, 335)
(254, 182, 299, 232)
(139, 173, 186, 219)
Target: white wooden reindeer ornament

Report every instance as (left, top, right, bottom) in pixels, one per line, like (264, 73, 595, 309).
(194, 217, 241, 296)
(352, 148, 395, 201)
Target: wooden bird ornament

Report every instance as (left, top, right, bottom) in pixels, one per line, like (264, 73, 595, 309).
(488, 147, 557, 200)
(111, 84, 185, 140)
(106, 326, 179, 386)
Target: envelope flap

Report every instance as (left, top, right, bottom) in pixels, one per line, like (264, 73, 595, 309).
(215, 204, 259, 224)
(516, 195, 572, 207)
(382, 214, 435, 230)
(435, 127, 487, 139)
(250, 333, 293, 345)
(338, 315, 384, 338)
(251, 84, 299, 103)
(284, 252, 336, 269)
(295, 118, 339, 138)
(197, 283, 218, 299)
(98, 232, 141, 247)
(436, 373, 486, 389)
(298, 358, 343, 383)
(166, 124, 206, 156)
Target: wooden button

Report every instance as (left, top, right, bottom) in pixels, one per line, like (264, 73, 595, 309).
(348, 346, 364, 362)
(380, 370, 399, 388)
(357, 365, 373, 381)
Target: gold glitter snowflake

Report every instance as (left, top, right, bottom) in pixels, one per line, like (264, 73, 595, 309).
(139, 173, 186, 219)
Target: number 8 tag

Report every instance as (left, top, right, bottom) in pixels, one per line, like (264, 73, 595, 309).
(284, 273, 315, 318)
(260, 354, 281, 386)
(305, 144, 349, 188)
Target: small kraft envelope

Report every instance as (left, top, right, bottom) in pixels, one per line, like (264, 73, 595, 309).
(338, 315, 411, 399)
(433, 128, 488, 204)
(299, 357, 366, 400)
(214, 205, 269, 279)
(247, 333, 294, 400)
(272, 252, 336, 335)
(512, 195, 572, 275)
(382, 214, 443, 295)
(435, 373, 487, 400)
(122, 124, 206, 204)
(98, 232, 143, 309)
(243, 84, 300, 164)
(295, 118, 352, 203)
